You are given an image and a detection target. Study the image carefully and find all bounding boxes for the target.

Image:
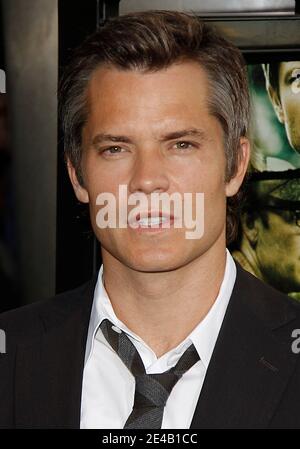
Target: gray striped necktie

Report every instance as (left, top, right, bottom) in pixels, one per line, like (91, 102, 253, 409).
(99, 318, 200, 429)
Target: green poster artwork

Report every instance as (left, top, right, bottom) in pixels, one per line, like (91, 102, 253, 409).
(232, 61, 300, 302)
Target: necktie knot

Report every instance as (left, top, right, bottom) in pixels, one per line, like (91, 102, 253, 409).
(99, 318, 200, 428)
(135, 372, 178, 408)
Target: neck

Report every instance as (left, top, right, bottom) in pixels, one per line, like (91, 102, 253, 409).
(102, 238, 227, 358)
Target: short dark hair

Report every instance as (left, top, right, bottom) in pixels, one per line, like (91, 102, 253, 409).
(58, 10, 250, 244)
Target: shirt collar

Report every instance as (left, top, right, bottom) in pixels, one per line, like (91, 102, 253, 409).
(84, 249, 236, 369)
(186, 249, 236, 368)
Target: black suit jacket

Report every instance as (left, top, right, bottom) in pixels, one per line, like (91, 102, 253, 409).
(0, 263, 300, 429)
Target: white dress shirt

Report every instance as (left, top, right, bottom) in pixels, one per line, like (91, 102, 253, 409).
(80, 249, 236, 429)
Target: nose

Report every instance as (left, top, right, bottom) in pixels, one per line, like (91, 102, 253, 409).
(128, 149, 170, 195)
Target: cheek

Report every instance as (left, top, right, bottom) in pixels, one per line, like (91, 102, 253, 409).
(202, 171, 226, 212)
(83, 150, 134, 194)
(257, 217, 296, 253)
(82, 165, 121, 230)
(282, 94, 300, 121)
(258, 229, 280, 252)
(184, 170, 226, 236)
(174, 154, 225, 191)
(83, 155, 122, 197)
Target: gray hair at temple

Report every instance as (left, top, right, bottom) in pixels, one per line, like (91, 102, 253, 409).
(58, 10, 250, 243)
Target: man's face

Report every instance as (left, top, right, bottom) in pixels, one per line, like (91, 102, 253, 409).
(274, 61, 300, 152)
(68, 62, 248, 273)
(254, 210, 300, 293)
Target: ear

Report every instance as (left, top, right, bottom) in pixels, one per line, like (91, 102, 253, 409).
(240, 212, 259, 247)
(66, 157, 89, 203)
(225, 137, 250, 198)
(267, 84, 285, 124)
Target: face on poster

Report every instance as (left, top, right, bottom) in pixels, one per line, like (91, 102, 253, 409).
(249, 61, 300, 171)
(232, 60, 300, 301)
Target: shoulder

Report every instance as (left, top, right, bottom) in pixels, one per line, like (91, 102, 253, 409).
(0, 274, 98, 342)
(234, 261, 300, 326)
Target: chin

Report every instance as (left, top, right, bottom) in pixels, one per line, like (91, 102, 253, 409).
(124, 252, 185, 273)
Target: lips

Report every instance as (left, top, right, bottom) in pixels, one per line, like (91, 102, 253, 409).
(135, 211, 174, 221)
(128, 211, 175, 228)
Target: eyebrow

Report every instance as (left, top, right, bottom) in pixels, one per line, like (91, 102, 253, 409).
(91, 128, 208, 147)
(159, 128, 208, 142)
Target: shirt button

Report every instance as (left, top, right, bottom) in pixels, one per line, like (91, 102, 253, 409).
(111, 325, 122, 333)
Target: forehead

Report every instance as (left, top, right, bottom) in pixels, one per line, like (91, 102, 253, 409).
(86, 61, 211, 118)
(84, 62, 214, 136)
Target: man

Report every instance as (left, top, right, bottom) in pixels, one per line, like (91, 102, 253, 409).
(0, 10, 300, 429)
(232, 61, 300, 297)
(263, 61, 300, 154)
(232, 175, 300, 301)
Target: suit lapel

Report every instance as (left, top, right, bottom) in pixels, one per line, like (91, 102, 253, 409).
(190, 264, 298, 429)
(13, 264, 298, 429)
(14, 275, 97, 428)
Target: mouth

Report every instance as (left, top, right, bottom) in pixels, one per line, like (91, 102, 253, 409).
(128, 211, 175, 230)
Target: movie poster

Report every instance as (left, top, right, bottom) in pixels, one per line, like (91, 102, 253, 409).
(232, 61, 300, 301)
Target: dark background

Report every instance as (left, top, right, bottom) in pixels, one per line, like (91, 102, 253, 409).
(0, 5, 20, 312)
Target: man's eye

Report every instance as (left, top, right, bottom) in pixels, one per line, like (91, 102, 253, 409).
(174, 141, 194, 150)
(288, 69, 300, 94)
(289, 68, 300, 82)
(102, 146, 124, 155)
